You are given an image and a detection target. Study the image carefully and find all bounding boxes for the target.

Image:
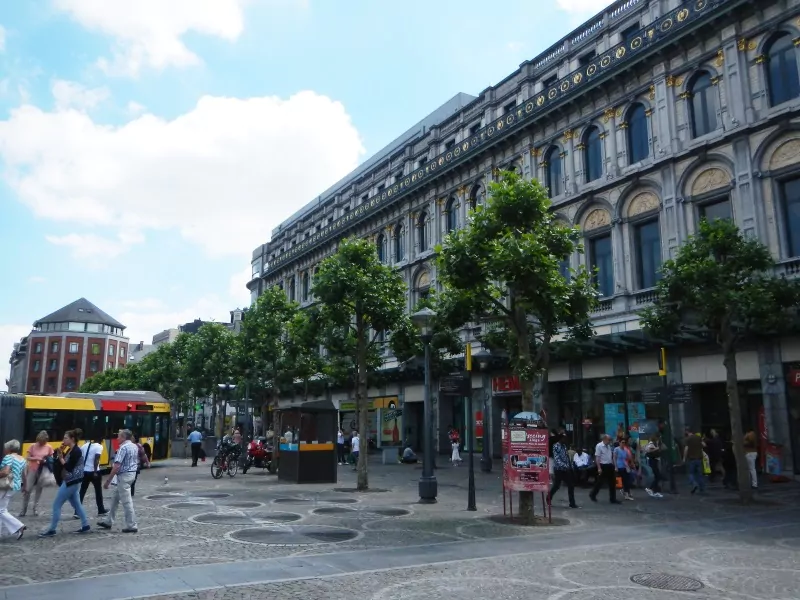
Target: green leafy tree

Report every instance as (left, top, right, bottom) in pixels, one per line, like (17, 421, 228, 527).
(436, 172, 596, 519)
(285, 308, 326, 403)
(313, 237, 410, 491)
(640, 218, 800, 503)
(79, 362, 144, 392)
(184, 323, 235, 436)
(234, 286, 297, 435)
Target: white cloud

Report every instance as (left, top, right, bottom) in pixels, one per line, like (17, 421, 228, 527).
(0, 92, 364, 257)
(0, 25, 6, 53)
(229, 265, 253, 307)
(556, 0, 615, 14)
(116, 295, 232, 345)
(0, 324, 31, 392)
(27, 276, 46, 284)
(54, 0, 248, 77)
(127, 101, 146, 116)
(52, 79, 110, 111)
(45, 231, 145, 266)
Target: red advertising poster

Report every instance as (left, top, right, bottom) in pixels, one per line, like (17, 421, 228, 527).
(503, 425, 549, 493)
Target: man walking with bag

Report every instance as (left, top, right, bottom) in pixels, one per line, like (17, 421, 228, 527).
(547, 432, 579, 509)
(98, 429, 139, 534)
(589, 434, 620, 504)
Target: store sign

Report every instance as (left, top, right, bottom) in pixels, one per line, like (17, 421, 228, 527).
(492, 375, 520, 395)
(787, 368, 800, 387)
(503, 426, 549, 493)
(439, 372, 470, 396)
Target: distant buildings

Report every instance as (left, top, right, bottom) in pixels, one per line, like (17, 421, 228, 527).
(8, 298, 129, 395)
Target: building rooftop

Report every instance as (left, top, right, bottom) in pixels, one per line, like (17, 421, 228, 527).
(34, 298, 125, 330)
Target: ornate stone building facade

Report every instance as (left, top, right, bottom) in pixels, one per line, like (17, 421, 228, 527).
(249, 0, 800, 473)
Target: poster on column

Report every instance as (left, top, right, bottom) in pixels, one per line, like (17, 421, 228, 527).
(604, 403, 625, 440)
(502, 425, 550, 492)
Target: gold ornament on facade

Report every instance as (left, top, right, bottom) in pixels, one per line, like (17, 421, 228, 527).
(584, 208, 612, 231)
(576, 143, 586, 150)
(768, 139, 800, 171)
(648, 85, 656, 100)
(436, 198, 446, 207)
(714, 49, 724, 67)
(755, 54, 767, 64)
(603, 108, 615, 123)
(691, 167, 729, 196)
(677, 8, 689, 22)
(491, 166, 501, 177)
(530, 147, 542, 157)
(457, 185, 468, 197)
(793, 37, 800, 47)
(679, 91, 692, 100)
(615, 107, 623, 118)
(627, 192, 660, 217)
(563, 129, 574, 141)
(666, 75, 676, 87)
(618, 121, 629, 130)
(645, 108, 654, 117)
(710, 75, 722, 86)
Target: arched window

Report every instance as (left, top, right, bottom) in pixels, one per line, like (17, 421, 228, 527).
(417, 211, 428, 250)
(627, 103, 649, 164)
(445, 198, 458, 233)
(376, 233, 386, 263)
(415, 270, 432, 303)
(394, 224, 405, 262)
(301, 272, 310, 302)
(767, 33, 800, 107)
(689, 72, 718, 138)
(584, 126, 603, 182)
(288, 276, 296, 301)
(469, 185, 485, 211)
(545, 147, 562, 198)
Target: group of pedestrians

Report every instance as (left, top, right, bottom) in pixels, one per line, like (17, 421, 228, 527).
(0, 428, 147, 541)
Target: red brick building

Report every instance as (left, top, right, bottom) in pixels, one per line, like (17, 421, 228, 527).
(21, 298, 129, 395)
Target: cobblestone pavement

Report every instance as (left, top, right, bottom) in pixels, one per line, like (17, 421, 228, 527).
(2, 457, 799, 599)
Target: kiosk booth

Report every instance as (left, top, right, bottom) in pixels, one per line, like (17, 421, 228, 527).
(278, 404, 338, 484)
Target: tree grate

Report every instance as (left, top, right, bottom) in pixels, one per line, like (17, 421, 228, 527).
(630, 573, 704, 592)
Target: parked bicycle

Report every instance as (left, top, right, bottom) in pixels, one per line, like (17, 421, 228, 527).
(211, 438, 241, 479)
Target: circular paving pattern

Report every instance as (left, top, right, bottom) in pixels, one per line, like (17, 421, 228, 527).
(192, 513, 255, 525)
(219, 501, 262, 508)
(228, 525, 360, 546)
(311, 507, 356, 516)
(630, 573, 704, 592)
(188, 492, 232, 499)
(486, 514, 570, 527)
(144, 494, 184, 501)
(371, 508, 411, 517)
(318, 496, 358, 504)
(272, 497, 313, 505)
(249, 512, 304, 523)
(333, 487, 388, 493)
(165, 502, 213, 510)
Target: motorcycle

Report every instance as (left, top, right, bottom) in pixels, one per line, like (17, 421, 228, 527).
(242, 436, 272, 474)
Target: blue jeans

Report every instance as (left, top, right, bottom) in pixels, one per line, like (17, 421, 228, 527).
(49, 482, 88, 531)
(687, 459, 705, 492)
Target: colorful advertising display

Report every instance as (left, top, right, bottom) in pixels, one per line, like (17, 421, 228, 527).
(502, 425, 550, 493)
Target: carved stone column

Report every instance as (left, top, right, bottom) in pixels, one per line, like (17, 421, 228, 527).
(563, 130, 576, 196)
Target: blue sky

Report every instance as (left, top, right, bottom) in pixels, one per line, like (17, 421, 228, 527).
(0, 0, 613, 388)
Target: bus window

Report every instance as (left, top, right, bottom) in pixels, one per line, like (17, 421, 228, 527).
(141, 414, 155, 437)
(24, 410, 94, 443)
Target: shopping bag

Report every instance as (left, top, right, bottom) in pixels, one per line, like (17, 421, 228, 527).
(702, 452, 711, 475)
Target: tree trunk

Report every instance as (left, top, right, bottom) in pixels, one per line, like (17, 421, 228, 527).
(355, 314, 369, 491)
(211, 392, 218, 437)
(513, 302, 536, 522)
(722, 335, 753, 504)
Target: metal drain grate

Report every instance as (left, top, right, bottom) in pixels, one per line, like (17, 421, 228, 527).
(630, 573, 704, 592)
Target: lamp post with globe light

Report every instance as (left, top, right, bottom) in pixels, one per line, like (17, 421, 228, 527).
(411, 307, 437, 504)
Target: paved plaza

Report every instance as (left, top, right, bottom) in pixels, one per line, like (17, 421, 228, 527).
(1, 456, 799, 600)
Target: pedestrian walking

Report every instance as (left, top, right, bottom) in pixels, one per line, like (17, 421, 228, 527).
(0, 439, 27, 540)
(547, 432, 578, 508)
(337, 428, 346, 465)
(449, 428, 462, 466)
(98, 429, 140, 533)
(614, 438, 634, 501)
(76, 435, 107, 519)
(39, 430, 90, 537)
(589, 434, 620, 504)
(188, 426, 203, 467)
(683, 430, 706, 494)
(743, 429, 758, 490)
(19, 430, 54, 517)
(350, 431, 360, 470)
(644, 433, 664, 497)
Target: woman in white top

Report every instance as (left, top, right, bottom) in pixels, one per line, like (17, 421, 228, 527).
(76, 437, 107, 517)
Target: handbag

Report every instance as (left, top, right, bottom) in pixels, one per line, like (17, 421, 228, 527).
(0, 474, 12, 490)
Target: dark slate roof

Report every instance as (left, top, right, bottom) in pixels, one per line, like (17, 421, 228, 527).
(34, 298, 125, 329)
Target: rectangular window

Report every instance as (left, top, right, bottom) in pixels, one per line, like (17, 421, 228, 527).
(68, 322, 85, 332)
(444, 139, 455, 151)
(69, 342, 79, 353)
(47, 377, 56, 390)
(543, 74, 558, 88)
(34, 343, 42, 354)
(108, 345, 115, 357)
(578, 51, 596, 67)
(90, 360, 99, 373)
(621, 23, 640, 43)
(699, 197, 731, 222)
(65, 377, 77, 391)
(558, 258, 571, 280)
(635, 220, 662, 289)
(120, 347, 126, 358)
(91, 343, 100, 355)
(50, 341, 59, 353)
(504, 101, 516, 115)
(32, 360, 40, 372)
(48, 359, 58, 372)
(107, 362, 113, 370)
(67, 359, 78, 372)
(469, 124, 480, 137)
(590, 234, 614, 297)
(782, 178, 800, 257)
(30, 378, 39, 391)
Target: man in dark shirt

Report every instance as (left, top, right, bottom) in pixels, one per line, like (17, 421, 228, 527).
(683, 431, 706, 494)
(547, 432, 578, 508)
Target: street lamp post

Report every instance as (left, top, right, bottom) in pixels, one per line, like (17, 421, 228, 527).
(472, 348, 493, 473)
(217, 382, 237, 437)
(412, 307, 437, 504)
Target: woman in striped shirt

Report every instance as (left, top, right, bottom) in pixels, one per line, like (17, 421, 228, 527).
(0, 439, 27, 540)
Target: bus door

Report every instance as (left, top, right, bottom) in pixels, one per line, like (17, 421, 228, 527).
(153, 414, 170, 460)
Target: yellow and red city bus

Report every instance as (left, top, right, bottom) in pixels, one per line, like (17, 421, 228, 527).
(0, 390, 171, 467)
